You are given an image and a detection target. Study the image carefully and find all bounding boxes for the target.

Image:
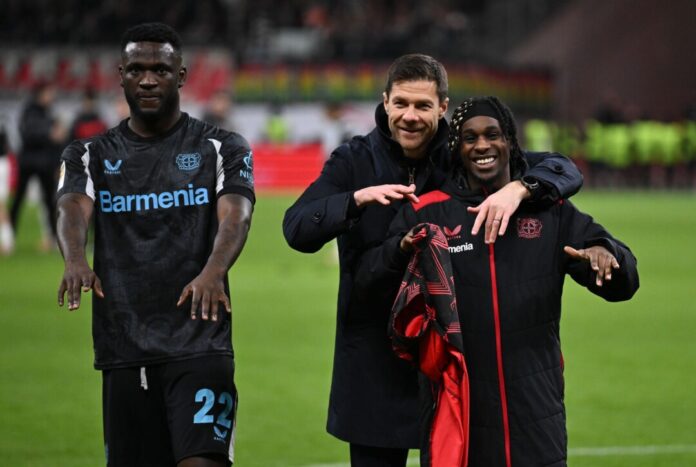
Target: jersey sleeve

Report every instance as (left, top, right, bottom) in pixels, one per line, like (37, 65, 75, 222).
(57, 140, 96, 201)
(209, 133, 255, 204)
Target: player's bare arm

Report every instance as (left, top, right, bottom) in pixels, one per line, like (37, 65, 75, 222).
(57, 193, 103, 310)
(564, 245, 620, 286)
(354, 183, 419, 207)
(467, 180, 530, 243)
(177, 193, 253, 321)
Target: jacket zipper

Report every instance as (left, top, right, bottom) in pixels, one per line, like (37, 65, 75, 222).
(488, 243, 512, 467)
(408, 166, 416, 185)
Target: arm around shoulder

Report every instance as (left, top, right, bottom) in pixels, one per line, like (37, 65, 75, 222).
(524, 151, 583, 203)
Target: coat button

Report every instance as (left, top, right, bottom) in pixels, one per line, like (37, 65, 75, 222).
(312, 211, 323, 223)
(553, 163, 564, 173)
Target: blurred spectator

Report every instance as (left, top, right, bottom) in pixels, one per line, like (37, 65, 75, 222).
(0, 122, 14, 255)
(69, 88, 107, 141)
(263, 102, 290, 143)
(594, 92, 627, 124)
(320, 101, 352, 159)
(10, 82, 66, 251)
(202, 89, 234, 131)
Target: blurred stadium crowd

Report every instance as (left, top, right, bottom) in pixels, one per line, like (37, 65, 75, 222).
(0, 0, 565, 62)
(524, 116, 696, 189)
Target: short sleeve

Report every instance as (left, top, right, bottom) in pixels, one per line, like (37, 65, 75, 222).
(208, 134, 255, 204)
(57, 140, 96, 201)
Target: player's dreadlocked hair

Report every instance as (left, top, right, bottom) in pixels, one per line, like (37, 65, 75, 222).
(448, 96, 526, 179)
(120, 22, 183, 55)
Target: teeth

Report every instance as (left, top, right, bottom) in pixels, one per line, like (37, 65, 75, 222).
(475, 157, 494, 165)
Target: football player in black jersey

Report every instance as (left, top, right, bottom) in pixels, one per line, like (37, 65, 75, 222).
(56, 23, 253, 467)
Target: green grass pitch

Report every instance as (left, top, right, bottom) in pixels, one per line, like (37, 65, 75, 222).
(0, 191, 695, 466)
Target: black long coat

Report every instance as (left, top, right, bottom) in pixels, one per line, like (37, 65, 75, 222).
(282, 104, 583, 447)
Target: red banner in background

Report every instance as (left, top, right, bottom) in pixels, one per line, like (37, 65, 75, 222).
(252, 142, 325, 191)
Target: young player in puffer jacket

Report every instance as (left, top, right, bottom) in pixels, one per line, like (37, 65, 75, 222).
(359, 96, 639, 467)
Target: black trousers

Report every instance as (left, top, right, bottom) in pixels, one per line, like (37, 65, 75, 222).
(349, 443, 409, 467)
(10, 162, 58, 239)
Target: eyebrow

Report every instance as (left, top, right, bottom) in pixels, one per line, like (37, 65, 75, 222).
(391, 96, 435, 105)
(463, 125, 501, 133)
(125, 62, 174, 70)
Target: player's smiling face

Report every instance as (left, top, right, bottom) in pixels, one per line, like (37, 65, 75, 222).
(459, 116, 511, 190)
(119, 41, 186, 121)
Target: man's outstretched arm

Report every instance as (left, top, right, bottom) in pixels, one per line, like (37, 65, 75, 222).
(177, 193, 253, 321)
(57, 193, 102, 310)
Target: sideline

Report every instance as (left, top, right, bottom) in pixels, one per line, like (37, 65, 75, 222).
(301, 444, 696, 467)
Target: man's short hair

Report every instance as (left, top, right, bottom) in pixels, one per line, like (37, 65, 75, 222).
(120, 22, 182, 54)
(385, 54, 448, 102)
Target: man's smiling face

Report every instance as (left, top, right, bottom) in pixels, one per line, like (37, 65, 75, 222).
(383, 80, 448, 160)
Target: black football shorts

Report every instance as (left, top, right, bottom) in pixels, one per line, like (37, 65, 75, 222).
(102, 355, 237, 467)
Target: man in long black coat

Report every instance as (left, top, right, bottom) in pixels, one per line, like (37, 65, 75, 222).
(282, 54, 584, 466)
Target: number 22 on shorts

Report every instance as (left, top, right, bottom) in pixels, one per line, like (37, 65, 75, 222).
(193, 388, 236, 440)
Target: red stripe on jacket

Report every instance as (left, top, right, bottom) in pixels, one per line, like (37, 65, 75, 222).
(488, 244, 512, 467)
(412, 190, 451, 212)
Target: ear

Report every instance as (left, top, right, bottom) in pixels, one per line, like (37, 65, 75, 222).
(118, 65, 124, 88)
(178, 66, 188, 88)
(439, 97, 449, 119)
(382, 91, 389, 113)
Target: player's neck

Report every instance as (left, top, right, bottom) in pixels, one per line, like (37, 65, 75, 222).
(128, 110, 182, 138)
(467, 174, 510, 193)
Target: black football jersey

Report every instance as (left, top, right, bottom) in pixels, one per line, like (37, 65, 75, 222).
(57, 114, 255, 369)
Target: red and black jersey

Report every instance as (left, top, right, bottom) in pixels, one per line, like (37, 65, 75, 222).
(57, 114, 255, 369)
(378, 177, 639, 467)
(391, 223, 469, 467)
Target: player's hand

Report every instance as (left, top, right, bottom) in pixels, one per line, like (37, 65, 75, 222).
(467, 180, 529, 244)
(399, 226, 422, 253)
(58, 259, 104, 311)
(177, 267, 231, 322)
(564, 245, 620, 287)
(354, 184, 419, 208)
